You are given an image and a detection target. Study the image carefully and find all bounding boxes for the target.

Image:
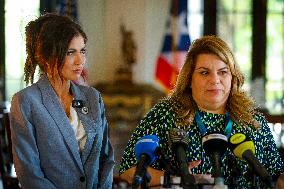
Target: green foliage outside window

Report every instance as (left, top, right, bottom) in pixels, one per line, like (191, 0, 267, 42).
(217, 0, 284, 114)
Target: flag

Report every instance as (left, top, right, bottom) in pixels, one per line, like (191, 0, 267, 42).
(155, 0, 190, 92)
(58, 0, 78, 21)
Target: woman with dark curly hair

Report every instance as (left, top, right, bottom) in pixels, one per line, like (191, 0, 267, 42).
(119, 35, 284, 188)
(10, 13, 114, 189)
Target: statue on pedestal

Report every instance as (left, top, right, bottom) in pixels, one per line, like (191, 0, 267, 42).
(121, 24, 137, 66)
(115, 24, 137, 84)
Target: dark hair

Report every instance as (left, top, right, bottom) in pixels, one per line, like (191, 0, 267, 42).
(24, 13, 87, 84)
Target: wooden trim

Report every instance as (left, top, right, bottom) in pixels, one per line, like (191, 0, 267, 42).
(0, 0, 5, 101)
(203, 0, 217, 35)
(262, 113, 284, 124)
(252, 0, 267, 80)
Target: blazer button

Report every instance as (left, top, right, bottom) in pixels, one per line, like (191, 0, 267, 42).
(80, 176, 85, 182)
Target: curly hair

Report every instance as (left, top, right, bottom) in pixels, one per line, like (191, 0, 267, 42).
(24, 13, 87, 85)
(169, 35, 259, 129)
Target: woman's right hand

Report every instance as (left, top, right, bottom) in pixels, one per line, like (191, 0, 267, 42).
(188, 160, 202, 173)
(276, 173, 284, 189)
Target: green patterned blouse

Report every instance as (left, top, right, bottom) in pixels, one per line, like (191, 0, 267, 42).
(119, 99, 284, 188)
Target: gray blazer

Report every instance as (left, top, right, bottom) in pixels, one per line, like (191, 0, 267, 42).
(10, 75, 115, 189)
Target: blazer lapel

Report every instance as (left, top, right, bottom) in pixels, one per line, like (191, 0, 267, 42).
(37, 75, 84, 173)
(70, 82, 99, 165)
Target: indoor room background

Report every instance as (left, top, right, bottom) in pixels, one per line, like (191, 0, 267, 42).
(0, 0, 283, 184)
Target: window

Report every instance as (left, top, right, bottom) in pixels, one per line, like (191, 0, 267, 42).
(217, 0, 252, 90)
(216, 0, 284, 115)
(5, 0, 40, 102)
(188, 0, 203, 40)
(266, 0, 284, 114)
(214, 0, 284, 149)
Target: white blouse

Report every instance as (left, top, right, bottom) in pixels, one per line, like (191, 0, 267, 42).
(69, 106, 87, 153)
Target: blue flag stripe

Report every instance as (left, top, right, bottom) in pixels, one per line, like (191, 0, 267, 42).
(161, 0, 190, 53)
(58, 0, 78, 21)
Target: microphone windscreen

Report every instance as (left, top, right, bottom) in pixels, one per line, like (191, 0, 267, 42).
(229, 133, 255, 159)
(169, 128, 190, 147)
(202, 133, 228, 154)
(134, 135, 159, 164)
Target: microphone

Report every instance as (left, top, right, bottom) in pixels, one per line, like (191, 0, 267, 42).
(229, 133, 272, 186)
(132, 135, 160, 189)
(202, 133, 228, 188)
(169, 128, 196, 189)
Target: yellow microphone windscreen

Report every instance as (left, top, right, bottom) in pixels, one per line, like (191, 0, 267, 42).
(229, 133, 256, 159)
(233, 141, 255, 159)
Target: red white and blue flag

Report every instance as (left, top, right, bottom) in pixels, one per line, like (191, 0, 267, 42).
(58, 0, 78, 21)
(155, 0, 190, 92)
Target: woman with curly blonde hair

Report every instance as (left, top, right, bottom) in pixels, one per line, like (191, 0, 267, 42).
(170, 35, 258, 129)
(119, 35, 284, 188)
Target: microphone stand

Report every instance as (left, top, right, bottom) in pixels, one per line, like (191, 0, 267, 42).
(176, 146, 197, 189)
(132, 170, 151, 189)
(158, 147, 178, 188)
(132, 154, 151, 189)
(211, 152, 228, 189)
(245, 164, 274, 189)
(140, 172, 151, 189)
(169, 128, 197, 189)
(212, 152, 222, 178)
(162, 170, 171, 188)
(213, 177, 227, 189)
(229, 155, 240, 188)
(244, 164, 257, 188)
